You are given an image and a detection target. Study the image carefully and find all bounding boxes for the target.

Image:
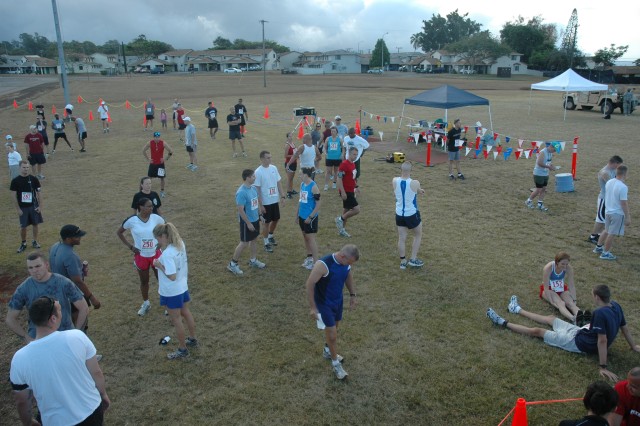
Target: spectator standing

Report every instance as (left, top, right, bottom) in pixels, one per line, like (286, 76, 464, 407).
(589, 156, 623, 244)
(594, 165, 631, 260)
(23, 125, 46, 178)
(184, 117, 198, 171)
(10, 161, 43, 253)
(51, 113, 73, 152)
(143, 132, 173, 197)
(97, 101, 110, 133)
(6, 137, 22, 181)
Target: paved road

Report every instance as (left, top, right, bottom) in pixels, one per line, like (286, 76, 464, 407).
(0, 75, 58, 97)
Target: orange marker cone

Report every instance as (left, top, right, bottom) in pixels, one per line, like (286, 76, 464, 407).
(263, 106, 270, 119)
(143, 115, 147, 127)
(99, 98, 103, 105)
(28, 101, 33, 111)
(88, 111, 94, 121)
(107, 112, 112, 123)
(51, 105, 56, 114)
(297, 125, 304, 140)
(13, 99, 18, 109)
(355, 119, 361, 135)
(511, 398, 528, 426)
(125, 100, 131, 109)
(77, 95, 82, 104)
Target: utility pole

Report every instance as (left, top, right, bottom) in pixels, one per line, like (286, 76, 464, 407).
(396, 47, 402, 54)
(381, 32, 388, 70)
(121, 42, 128, 74)
(260, 19, 268, 88)
(51, 0, 70, 107)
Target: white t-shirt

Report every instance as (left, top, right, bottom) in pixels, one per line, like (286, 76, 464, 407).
(254, 164, 282, 206)
(8, 150, 22, 166)
(10, 330, 101, 426)
(97, 105, 109, 119)
(157, 243, 189, 297)
(342, 134, 370, 161)
(122, 214, 165, 257)
(604, 178, 628, 215)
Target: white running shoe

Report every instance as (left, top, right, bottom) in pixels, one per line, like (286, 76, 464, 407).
(508, 295, 521, 314)
(137, 301, 151, 316)
(339, 229, 351, 238)
(324, 184, 329, 191)
(227, 262, 243, 275)
(486, 308, 506, 326)
(335, 216, 344, 231)
(408, 258, 424, 267)
(333, 362, 348, 380)
(249, 258, 266, 269)
(323, 345, 343, 362)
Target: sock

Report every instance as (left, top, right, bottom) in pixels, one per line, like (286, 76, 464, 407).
(231, 260, 238, 265)
(250, 257, 256, 262)
(268, 233, 273, 239)
(264, 237, 270, 245)
(538, 200, 543, 205)
(307, 254, 312, 259)
(596, 244, 603, 248)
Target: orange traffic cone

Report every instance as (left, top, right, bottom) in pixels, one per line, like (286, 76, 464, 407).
(51, 105, 56, 114)
(28, 101, 33, 111)
(99, 98, 103, 105)
(263, 106, 270, 119)
(88, 111, 94, 121)
(355, 119, 361, 135)
(125, 100, 131, 109)
(107, 112, 112, 123)
(77, 95, 82, 104)
(13, 99, 18, 109)
(143, 116, 147, 127)
(511, 398, 528, 426)
(297, 125, 304, 140)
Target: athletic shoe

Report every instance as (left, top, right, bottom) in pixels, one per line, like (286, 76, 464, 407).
(333, 362, 348, 380)
(588, 235, 599, 244)
(37, 175, 45, 179)
(339, 229, 351, 238)
(486, 308, 506, 326)
(600, 252, 617, 260)
(335, 216, 344, 231)
(186, 164, 194, 170)
(186, 337, 199, 347)
(51, 150, 55, 154)
(80, 149, 86, 152)
(167, 348, 189, 360)
(290, 190, 299, 195)
(264, 243, 274, 253)
(242, 151, 247, 157)
(160, 191, 166, 198)
(302, 258, 314, 270)
(537, 203, 548, 212)
(332, 183, 336, 189)
(32, 240, 41, 249)
(227, 262, 243, 275)
(508, 295, 521, 314)
(329, 175, 334, 180)
(449, 174, 455, 180)
(525, 200, 534, 209)
(323, 345, 343, 362)
(286, 192, 293, 199)
(400, 260, 408, 270)
(16, 243, 27, 254)
(316, 169, 324, 174)
(582, 310, 592, 325)
(268, 236, 277, 246)
(233, 152, 238, 158)
(137, 301, 151, 316)
(592, 245, 604, 254)
(458, 173, 465, 180)
(249, 258, 266, 269)
(191, 165, 198, 172)
(408, 258, 424, 267)
(324, 184, 329, 191)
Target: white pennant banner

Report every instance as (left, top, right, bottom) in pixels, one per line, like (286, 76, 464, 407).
(378, 131, 384, 141)
(493, 151, 498, 160)
(560, 141, 566, 151)
(524, 150, 531, 159)
(465, 147, 471, 156)
(391, 117, 395, 123)
(518, 139, 524, 148)
(486, 145, 493, 153)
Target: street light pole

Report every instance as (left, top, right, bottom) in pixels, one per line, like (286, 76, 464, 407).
(51, 0, 70, 107)
(381, 32, 388, 71)
(357, 40, 363, 54)
(260, 19, 268, 88)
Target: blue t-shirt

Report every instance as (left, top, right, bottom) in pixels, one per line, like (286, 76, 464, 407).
(314, 254, 351, 307)
(8, 273, 84, 338)
(298, 180, 317, 220)
(49, 242, 83, 280)
(236, 184, 259, 223)
(574, 301, 626, 353)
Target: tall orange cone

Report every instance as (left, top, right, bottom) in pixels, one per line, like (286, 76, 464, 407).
(107, 112, 112, 123)
(28, 101, 33, 111)
(51, 105, 56, 114)
(263, 106, 270, 119)
(88, 111, 94, 121)
(125, 100, 131, 109)
(511, 398, 528, 426)
(143, 115, 147, 127)
(13, 99, 18, 109)
(99, 98, 103, 105)
(355, 119, 361, 135)
(77, 95, 83, 104)
(297, 125, 304, 140)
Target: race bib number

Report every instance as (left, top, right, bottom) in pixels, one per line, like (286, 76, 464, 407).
(268, 187, 276, 196)
(21, 192, 33, 203)
(300, 191, 308, 203)
(157, 167, 165, 177)
(329, 141, 339, 150)
(37, 125, 44, 131)
(55, 123, 62, 130)
(352, 169, 357, 180)
(455, 139, 463, 147)
(146, 107, 153, 114)
(209, 111, 216, 119)
(250, 197, 259, 210)
(141, 239, 154, 249)
(549, 279, 564, 293)
(238, 108, 244, 115)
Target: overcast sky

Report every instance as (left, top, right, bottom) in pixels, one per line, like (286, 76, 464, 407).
(1, 1, 638, 61)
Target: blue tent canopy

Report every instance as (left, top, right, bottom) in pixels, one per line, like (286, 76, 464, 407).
(404, 84, 489, 108)
(396, 84, 493, 142)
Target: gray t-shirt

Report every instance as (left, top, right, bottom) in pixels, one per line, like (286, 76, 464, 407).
(8, 273, 84, 338)
(49, 242, 82, 280)
(185, 124, 197, 147)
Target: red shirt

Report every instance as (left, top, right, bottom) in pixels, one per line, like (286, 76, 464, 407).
(24, 133, 44, 155)
(615, 380, 640, 426)
(338, 159, 357, 192)
(149, 140, 165, 165)
(177, 109, 185, 125)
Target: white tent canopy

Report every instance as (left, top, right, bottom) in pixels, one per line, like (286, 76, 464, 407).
(529, 69, 608, 120)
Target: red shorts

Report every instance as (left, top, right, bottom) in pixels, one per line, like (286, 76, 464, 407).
(539, 283, 568, 299)
(134, 249, 161, 271)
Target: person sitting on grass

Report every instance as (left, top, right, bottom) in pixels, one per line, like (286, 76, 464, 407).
(539, 252, 588, 326)
(487, 285, 640, 382)
(559, 381, 618, 426)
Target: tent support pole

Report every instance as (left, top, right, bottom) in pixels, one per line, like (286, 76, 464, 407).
(395, 104, 406, 143)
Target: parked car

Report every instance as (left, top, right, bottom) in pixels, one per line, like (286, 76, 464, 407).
(249, 65, 262, 71)
(150, 68, 164, 74)
(281, 68, 297, 74)
(224, 68, 242, 73)
(460, 69, 476, 75)
(134, 67, 150, 73)
(367, 68, 384, 74)
(398, 66, 408, 72)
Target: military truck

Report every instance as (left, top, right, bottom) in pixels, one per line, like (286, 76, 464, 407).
(563, 87, 637, 115)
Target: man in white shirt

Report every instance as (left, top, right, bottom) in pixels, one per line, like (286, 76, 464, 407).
(342, 127, 369, 179)
(254, 151, 285, 253)
(97, 101, 109, 133)
(594, 165, 631, 260)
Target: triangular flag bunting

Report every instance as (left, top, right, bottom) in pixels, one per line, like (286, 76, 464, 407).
(493, 151, 498, 160)
(391, 117, 395, 123)
(125, 100, 131, 109)
(378, 131, 383, 141)
(13, 99, 18, 109)
(493, 132, 498, 140)
(384, 116, 387, 123)
(560, 141, 566, 151)
(376, 115, 380, 122)
(51, 105, 56, 114)
(515, 150, 521, 160)
(475, 149, 482, 157)
(518, 139, 523, 148)
(486, 145, 493, 153)
(77, 95, 83, 104)
(497, 146, 503, 154)
(465, 147, 471, 156)
(483, 151, 489, 159)
(505, 136, 510, 143)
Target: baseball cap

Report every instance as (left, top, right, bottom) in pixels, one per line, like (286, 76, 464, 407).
(6, 135, 12, 140)
(65, 104, 74, 111)
(60, 224, 86, 239)
(154, 131, 161, 137)
(183, 116, 191, 122)
(101, 101, 105, 105)
(335, 115, 341, 120)
(29, 125, 36, 130)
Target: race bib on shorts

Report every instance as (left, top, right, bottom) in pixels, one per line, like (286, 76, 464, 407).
(549, 279, 564, 293)
(300, 191, 308, 203)
(21, 192, 33, 203)
(157, 168, 165, 177)
(250, 197, 258, 210)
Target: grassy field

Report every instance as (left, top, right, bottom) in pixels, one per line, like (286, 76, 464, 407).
(0, 71, 638, 425)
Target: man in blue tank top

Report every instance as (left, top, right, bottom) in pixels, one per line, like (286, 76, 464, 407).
(306, 244, 359, 380)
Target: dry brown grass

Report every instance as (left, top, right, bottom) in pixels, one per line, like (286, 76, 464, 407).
(0, 72, 638, 425)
